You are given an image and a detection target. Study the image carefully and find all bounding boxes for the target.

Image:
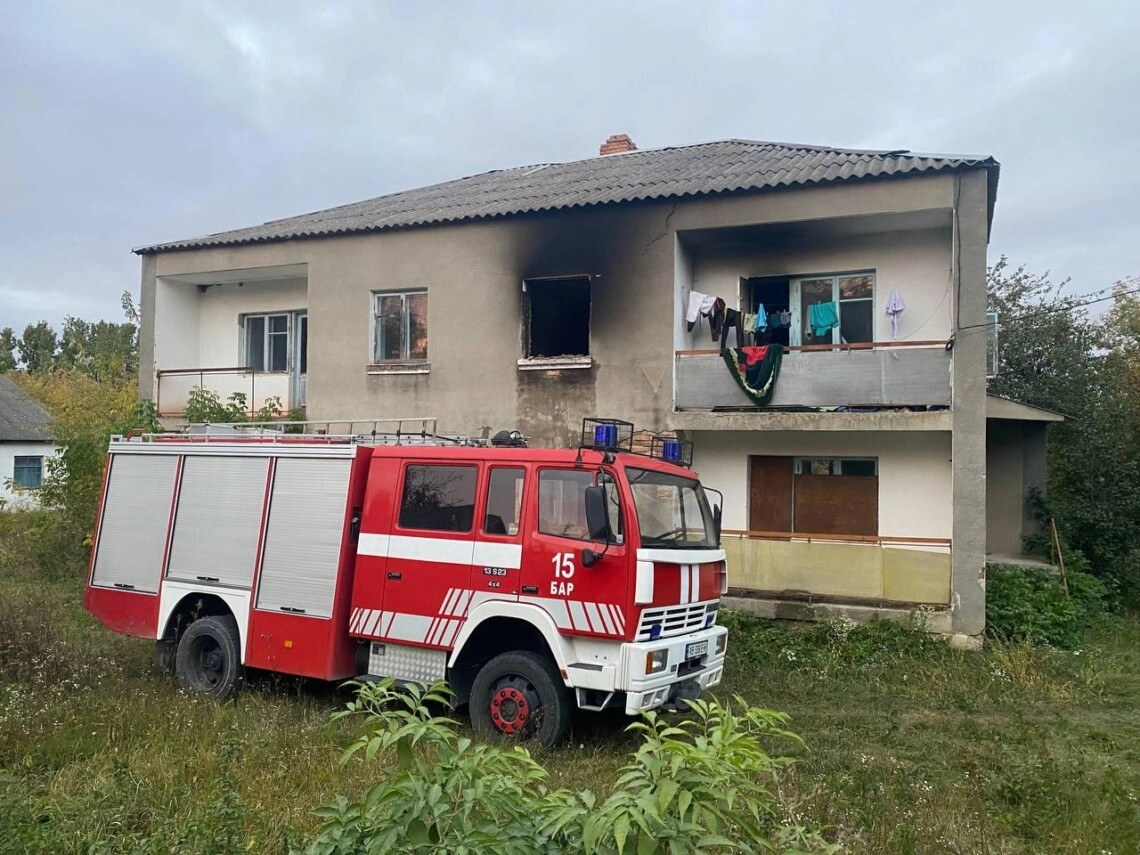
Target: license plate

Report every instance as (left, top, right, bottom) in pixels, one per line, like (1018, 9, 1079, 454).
(685, 640, 708, 660)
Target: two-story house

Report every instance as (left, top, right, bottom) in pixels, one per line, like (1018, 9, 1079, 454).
(134, 134, 1057, 644)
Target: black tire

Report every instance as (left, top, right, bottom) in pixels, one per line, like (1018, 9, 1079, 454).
(469, 651, 572, 749)
(175, 615, 243, 700)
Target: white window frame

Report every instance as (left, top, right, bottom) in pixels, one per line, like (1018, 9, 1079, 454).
(242, 312, 291, 373)
(789, 271, 876, 346)
(370, 290, 428, 369)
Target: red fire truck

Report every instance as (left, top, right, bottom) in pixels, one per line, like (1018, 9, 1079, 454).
(84, 418, 728, 747)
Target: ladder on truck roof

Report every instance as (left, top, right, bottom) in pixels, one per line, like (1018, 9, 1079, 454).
(114, 416, 493, 448)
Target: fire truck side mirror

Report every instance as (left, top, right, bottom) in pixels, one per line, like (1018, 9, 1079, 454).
(713, 504, 722, 544)
(583, 486, 611, 543)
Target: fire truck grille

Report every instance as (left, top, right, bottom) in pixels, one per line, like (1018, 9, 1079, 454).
(636, 602, 717, 642)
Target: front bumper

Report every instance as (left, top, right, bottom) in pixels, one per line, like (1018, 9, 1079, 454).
(620, 625, 727, 715)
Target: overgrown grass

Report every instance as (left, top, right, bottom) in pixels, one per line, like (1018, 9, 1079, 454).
(2, 534, 1138, 852)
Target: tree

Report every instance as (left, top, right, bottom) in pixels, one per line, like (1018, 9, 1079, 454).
(57, 316, 137, 382)
(17, 322, 58, 372)
(988, 258, 1140, 604)
(0, 327, 15, 372)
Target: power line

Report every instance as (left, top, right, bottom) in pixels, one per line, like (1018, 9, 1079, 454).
(957, 282, 1140, 333)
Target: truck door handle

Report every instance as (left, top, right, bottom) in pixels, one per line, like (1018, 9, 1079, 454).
(196, 575, 220, 583)
(522, 585, 538, 594)
(387, 572, 402, 581)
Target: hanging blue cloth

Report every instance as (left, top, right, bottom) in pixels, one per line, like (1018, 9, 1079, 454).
(754, 303, 767, 332)
(809, 301, 839, 338)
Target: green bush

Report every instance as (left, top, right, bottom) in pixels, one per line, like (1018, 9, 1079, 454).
(986, 563, 1107, 648)
(303, 680, 836, 854)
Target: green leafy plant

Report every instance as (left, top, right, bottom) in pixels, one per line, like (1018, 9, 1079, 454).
(986, 564, 1107, 648)
(303, 679, 835, 854)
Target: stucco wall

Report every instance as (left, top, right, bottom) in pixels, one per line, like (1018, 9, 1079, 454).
(0, 442, 57, 509)
(689, 429, 953, 539)
(143, 174, 962, 446)
(195, 278, 307, 367)
(678, 228, 952, 350)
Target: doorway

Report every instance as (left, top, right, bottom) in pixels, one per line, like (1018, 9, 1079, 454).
(292, 312, 307, 409)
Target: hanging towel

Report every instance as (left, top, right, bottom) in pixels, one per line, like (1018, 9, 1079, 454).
(808, 301, 839, 338)
(686, 290, 716, 331)
(722, 344, 784, 406)
(886, 289, 905, 340)
(754, 303, 768, 332)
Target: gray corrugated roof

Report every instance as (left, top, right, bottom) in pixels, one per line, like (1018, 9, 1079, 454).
(136, 139, 999, 254)
(0, 375, 53, 442)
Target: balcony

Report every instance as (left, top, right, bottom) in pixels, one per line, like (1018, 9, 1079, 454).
(156, 366, 300, 418)
(673, 341, 951, 429)
(722, 531, 952, 607)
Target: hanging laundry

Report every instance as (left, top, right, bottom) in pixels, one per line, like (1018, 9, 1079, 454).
(722, 344, 784, 406)
(742, 312, 757, 334)
(685, 290, 716, 331)
(808, 301, 839, 338)
(886, 289, 906, 340)
(754, 303, 768, 332)
(718, 307, 745, 349)
(707, 298, 727, 342)
(779, 310, 792, 326)
(768, 310, 784, 328)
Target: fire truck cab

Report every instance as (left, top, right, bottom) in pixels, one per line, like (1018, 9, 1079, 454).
(85, 418, 728, 747)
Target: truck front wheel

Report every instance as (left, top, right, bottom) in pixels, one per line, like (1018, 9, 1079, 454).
(470, 651, 571, 749)
(175, 615, 243, 700)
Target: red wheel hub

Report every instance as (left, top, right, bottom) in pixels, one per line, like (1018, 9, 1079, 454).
(490, 686, 530, 734)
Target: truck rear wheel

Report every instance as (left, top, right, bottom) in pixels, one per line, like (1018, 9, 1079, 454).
(175, 615, 243, 700)
(470, 651, 571, 749)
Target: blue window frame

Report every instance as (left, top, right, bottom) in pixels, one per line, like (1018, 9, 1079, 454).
(13, 456, 43, 490)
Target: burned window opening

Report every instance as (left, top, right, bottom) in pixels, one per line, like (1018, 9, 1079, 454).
(525, 277, 590, 358)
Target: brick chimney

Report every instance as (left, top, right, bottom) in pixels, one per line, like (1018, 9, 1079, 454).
(599, 133, 638, 156)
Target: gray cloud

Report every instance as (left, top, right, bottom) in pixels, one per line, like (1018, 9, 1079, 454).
(1, 0, 1137, 333)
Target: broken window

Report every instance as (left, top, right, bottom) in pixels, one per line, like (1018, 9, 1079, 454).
(373, 290, 428, 363)
(525, 277, 590, 358)
(244, 313, 290, 372)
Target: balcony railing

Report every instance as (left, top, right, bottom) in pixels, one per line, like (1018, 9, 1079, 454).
(155, 366, 293, 417)
(721, 530, 952, 607)
(675, 341, 951, 410)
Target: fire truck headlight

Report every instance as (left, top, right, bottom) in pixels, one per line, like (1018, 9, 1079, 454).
(645, 649, 669, 675)
(716, 634, 728, 656)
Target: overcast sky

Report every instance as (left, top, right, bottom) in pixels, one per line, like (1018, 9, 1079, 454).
(1, 0, 1137, 333)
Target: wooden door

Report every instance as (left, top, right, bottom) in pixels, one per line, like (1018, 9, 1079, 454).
(748, 456, 793, 532)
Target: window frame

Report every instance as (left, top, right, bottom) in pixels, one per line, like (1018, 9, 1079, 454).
(482, 466, 527, 538)
(536, 468, 596, 542)
(794, 457, 879, 477)
(371, 289, 429, 367)
(242, 312, 291, 373)
(12, 455, 44, 490)
(790, 271, 876, 346)
(519, 275, 593, 369)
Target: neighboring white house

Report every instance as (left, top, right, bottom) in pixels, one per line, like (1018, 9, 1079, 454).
(0, 375, 56, 509)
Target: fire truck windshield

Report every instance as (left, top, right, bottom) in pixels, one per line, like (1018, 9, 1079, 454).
(626, 467, 717, 549)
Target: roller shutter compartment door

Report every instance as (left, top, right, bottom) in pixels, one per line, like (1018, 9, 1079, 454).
(91, 454, 179, 593)
(256, 457, 352, 618)
(167, 456, 269, 589)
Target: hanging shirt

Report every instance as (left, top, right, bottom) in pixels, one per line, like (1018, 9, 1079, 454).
(809, 301, 839, 338)
(754, 303, 768, 332)
(886, 289, 906, 340)
(685, 291, 716, 331)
